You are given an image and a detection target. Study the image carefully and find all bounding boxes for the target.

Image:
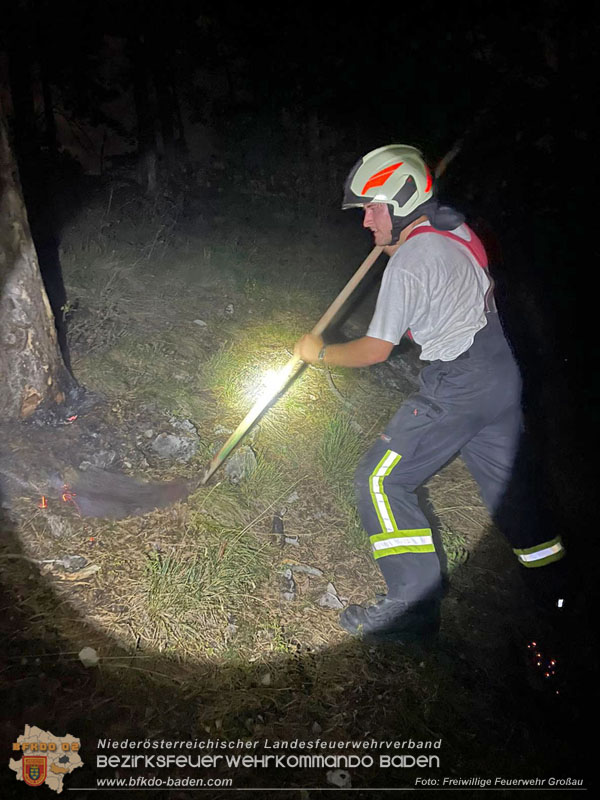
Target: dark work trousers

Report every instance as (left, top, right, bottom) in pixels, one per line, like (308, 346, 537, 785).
(354, 312, 565, 607)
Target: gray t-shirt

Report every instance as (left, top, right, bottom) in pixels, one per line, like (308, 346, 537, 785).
(366, 221, 491, 361)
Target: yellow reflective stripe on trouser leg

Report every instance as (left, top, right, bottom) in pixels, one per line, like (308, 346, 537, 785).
(367, 449, 435, 559)
(513, 536, 566, 568)
(369, 449, 403, 533)
(370, 530, 435, 559)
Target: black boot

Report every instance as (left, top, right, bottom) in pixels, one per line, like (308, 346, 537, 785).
(339, 596, 440, 641)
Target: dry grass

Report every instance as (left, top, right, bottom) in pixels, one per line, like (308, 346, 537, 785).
(144, 523, 270, 654)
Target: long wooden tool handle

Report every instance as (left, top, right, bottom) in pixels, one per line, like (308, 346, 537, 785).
(200, 245, 384, 484)
(310, 245, 384, 335)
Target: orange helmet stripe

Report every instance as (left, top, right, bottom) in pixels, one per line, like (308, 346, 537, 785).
(362, 162, 403, 195)
(424, 165, 433, 193)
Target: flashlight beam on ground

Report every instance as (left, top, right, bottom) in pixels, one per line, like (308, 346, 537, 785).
(201, 245, 383, 484)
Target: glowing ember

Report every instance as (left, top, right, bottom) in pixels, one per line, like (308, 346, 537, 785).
(61, 484, 81, 513)
(38, 496, 48, 509)
(66, 415, 78, 423)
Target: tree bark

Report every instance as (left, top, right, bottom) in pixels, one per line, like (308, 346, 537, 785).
(39, 52, 58, 158)
(152, 57, 175, 162)
(130, 31, 158, 195)
(170, 82, 187, 154)
(0, 101, 72, 419)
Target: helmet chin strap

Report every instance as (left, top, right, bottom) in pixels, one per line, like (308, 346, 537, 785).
(389, 200, 465, 243)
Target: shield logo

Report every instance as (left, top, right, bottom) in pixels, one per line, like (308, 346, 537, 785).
(23, 755, 47, 787)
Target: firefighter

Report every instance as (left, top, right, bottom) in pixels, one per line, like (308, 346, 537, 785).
(294, 144, 567, 640)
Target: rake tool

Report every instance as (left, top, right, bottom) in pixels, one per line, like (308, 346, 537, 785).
(39, 246, 383, 519)
(200, 245, 383, 484)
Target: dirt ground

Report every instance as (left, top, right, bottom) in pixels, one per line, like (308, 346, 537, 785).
(0, 172, 592, 797)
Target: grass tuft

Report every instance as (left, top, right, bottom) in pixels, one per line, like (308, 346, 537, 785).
(317, 414, 366, 549)
(439, 524, 470, 571)
(145, 524, 269, 653)
(318, 414, 364, 485)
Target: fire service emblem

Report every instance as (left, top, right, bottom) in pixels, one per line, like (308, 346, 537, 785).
(23, 755, 47, 787)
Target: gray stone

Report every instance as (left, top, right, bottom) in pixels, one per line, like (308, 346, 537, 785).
(152, 433, 198, 462)
(79, 647, 99, 668)
(213, 425, 232, 436)
(169, 417, 197, 435)
(317, 582, 344, 610)
(54, 555, 89, 572)
(280, 567, 297, 602)
(46, 514, 71, 539)
(371, 348, 421, 394)
(224, 446, 257, 484)
(327, 770, 351, 788)
(78, 450, 117, 471)
(289, 564, 323, 577)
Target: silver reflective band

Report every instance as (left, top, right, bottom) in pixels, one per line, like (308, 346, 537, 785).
(370, 450, 401, 533)
(372, 535, 433, 551)
(517, 543, 563, 563)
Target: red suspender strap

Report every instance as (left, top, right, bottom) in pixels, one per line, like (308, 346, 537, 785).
(405, 224, 488, 267)
(405, 224, 496, 312)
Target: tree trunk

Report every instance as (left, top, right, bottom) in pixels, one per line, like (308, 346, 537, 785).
(170, 82, 187, 153)
(130, 32, 158, 195)
(39, 53, 58, 158)
(0, 101, 73, 420)
(152, 58, 175, 163)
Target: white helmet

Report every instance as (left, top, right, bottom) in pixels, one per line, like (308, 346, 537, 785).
(343, 144, 434, 220)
